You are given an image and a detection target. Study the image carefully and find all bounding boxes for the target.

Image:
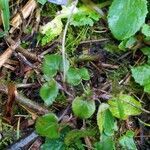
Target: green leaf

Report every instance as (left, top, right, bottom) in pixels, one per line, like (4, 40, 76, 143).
(40, 79, 59, 106)
(42, 54, 62, 77)
(0, 31, 5, 38)
(37, 0, 47, 5)
(141, 47, 150, 57)
(35, 113, 60, 139)
(131, 64, 150, 93)
(40, 17, 63, 45)
(0, 0, 10, 32)
(94, 134, 115, 150)
(70, 6, 100, 27)
(119, 130, 137, 150)
(72, 96, 95, 119)
(142, 24, 150, 37)
(41, 127, 88, 150)
(108, 0, 148, 40)
(79, 68, 90, 81)
(97, 103, 116, 136)
(66, 67, 90, 86)
(141, 47, 150, 63)
(108, 94, 142, 120)
(41, 139, 65, 150)
(119, 37, 137, 50)
(40, 127, 70, 150)
(66, 68, 82, 86)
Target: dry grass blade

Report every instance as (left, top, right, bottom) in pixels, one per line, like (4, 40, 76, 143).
(10, 0, 37, 33)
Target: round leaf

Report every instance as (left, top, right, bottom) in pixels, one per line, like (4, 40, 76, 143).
(66, 68, 82, 86)
(35, 113, 60, 139)
(108, 0, 148, 40)
(40, 79, 59, 106)
(72, 96, 95, 119)
(42, 54, 62, 77)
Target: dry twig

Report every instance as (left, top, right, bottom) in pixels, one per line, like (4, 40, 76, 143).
(0, 83, 50, 115)
(0, 40, 20, 68)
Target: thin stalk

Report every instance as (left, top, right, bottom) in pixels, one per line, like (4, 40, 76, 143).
(62, 0, 78, 81)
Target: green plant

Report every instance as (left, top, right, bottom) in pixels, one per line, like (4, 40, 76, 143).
(66, 67, 90, 86)
(35, 0, 149, 149)
(39, 53, 90, 106)
(39, 2, 100, 45)
(108, 94, 142, 120)
(72, 95, 95, 119)
(97, 103, 116, 136)
(35, 113, 60, 139)
(131, 46, 150, 93)
(0, 0, 10, 37)
(40, 79, 59, 106)
(108, 0, 148, 40)
(119, 130, 137, 150)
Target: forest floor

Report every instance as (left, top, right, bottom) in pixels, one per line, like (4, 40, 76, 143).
(0, 0, 150, 149)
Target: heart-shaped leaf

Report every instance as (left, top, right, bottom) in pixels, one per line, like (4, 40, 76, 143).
(40, 79, 59, 106)
(35, 113, 60, 139)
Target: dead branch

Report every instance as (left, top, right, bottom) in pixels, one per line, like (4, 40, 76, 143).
(7, 37, 40, 62)
(0, 83, 50, 115)
(15, 91, 49, 115)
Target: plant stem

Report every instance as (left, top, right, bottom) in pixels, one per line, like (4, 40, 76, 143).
(62, 0, 78, 81)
